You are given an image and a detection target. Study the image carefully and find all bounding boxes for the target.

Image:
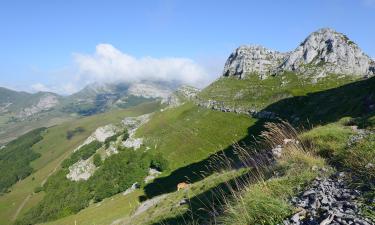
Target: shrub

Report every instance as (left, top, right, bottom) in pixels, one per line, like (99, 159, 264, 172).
(34, 186, 43, 193)
(61, 141, 102, 168)
(93, 154, 102, 167)
(150, 154, 169, 171)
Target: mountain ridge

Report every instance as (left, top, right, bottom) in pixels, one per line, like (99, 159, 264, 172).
(223, 28, 375, 79)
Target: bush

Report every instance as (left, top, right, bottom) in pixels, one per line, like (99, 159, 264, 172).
(34, 186, 43, 193)
(122, 130, 129, 141)
(150, 154, 169, 171)
(93, 154, 102, 167)
(61, 141, 102, 168)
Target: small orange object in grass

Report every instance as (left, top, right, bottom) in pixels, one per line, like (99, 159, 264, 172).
(177, 182, 189, 191)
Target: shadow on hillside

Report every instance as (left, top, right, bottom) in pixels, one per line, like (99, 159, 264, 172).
(264, 76, 375, 127)
(142, 120, 267, 199)
(150, 172, 255, 225)
(143, 76, 375, 201)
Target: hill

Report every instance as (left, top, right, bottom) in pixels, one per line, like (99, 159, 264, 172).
(1, 28, 374, 225)
(0, 81, 176, 145)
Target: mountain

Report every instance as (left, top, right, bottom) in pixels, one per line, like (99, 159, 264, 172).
(223, 28, 375, 79)
(1, 28, 375, 225)
(0, 81, 179, 145)
(0, 87, 61, 118)
(200, 28, 374, 114)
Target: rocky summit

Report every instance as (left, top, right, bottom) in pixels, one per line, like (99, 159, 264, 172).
(223, 45, 286, 79)
(223, 28, 375, 79)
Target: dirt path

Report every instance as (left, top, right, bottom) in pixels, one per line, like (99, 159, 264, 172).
(11, 154, 68, 221)
(11, 194, 31, 221)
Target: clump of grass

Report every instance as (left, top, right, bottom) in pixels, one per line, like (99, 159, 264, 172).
(219, 122, 330, 225)
(300, 123, 353, 158)
(339, 134, 375, 185)
(125, 122, 329, 225)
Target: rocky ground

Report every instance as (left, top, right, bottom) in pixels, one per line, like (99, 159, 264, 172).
(284, 172, 374, 225)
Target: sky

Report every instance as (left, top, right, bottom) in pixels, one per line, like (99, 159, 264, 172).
(0, 0, 374, 94)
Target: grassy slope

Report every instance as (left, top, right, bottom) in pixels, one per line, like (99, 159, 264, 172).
(198, 72, 357, 110)
(0, 113, 73, 145)
(0, 102, 161, 225)
(136, 102, 256, 170)
(42, 190, 142, 225)
(37, 103, 254, 225)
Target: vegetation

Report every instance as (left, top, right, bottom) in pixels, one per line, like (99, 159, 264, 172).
(136, 102, 255, 170)
(198, 72, 357, 111)
(17, 148, 151, 224)
(150, 154, 169, 171)
(0, 101, 161, 224)
(0, 127, 46, 193)
(66, 127, 85, 140)
(93, 153, 102, 167)
(61, 141, 102, 168)
(3, 73, 375, 225)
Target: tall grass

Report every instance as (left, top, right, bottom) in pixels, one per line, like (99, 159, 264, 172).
(137, 121, 329, 225)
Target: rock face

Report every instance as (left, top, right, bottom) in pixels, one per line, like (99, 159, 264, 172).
(223, 45, 286, 79)
(223, 28, 375, 79)
(122, 114, 151, 150)
(66, 159, 96, 181)
(17, 94, 59, 118)
(73, 124, 118, 152)
(128, 83, 173, 102)
(284, 172, 374, 225)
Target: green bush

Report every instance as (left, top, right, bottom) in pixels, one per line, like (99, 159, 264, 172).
(93, 154, 102, 167)
(61, 141, 102, 168)
(150, 154, 169, 171)
(33, 186, 43, 193)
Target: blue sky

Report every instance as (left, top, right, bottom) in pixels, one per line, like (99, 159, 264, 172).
(0, 0, 374, 94)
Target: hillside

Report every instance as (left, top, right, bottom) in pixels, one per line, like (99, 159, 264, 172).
(0, 102, 161, 225)
(0, 28, 374, 225)
(0, 81, 175, 145)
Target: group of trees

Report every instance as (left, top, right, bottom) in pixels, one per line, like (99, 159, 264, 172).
(17, 147, 169, 224)
(0, 128, 46, 194)
(61, 141, 102, 168)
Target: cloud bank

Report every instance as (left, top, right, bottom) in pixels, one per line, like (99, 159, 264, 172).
(73, 44, 211, 87)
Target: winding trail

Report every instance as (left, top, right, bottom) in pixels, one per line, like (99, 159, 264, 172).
(11, 153, 69, 221)
(11, 194, 31, 221)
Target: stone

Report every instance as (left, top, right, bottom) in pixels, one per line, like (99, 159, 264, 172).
(223, 45, 286, 79)
(223, 28, 375, 80)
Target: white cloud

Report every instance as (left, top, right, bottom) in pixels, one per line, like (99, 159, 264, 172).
(31, 83, 52, 92)
(73, 44, 211, 88)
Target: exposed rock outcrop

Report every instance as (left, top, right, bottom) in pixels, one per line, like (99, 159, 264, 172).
(281, 28, 375, 77)
(17, 94, 59, 118)
(284, 172, 374, 225)
(128, 83, 173, 102)
(122, 114, 151, 150)
(74, 124, 118, 152)
(66, 159, 96, 181)
(223, 28, 375, 79)
(223, 45, 286, 79)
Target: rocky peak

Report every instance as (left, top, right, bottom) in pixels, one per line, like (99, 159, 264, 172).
(281, 28, 375, 76)
(223, 28, 375, 79)
(223, 45, 286, 79)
